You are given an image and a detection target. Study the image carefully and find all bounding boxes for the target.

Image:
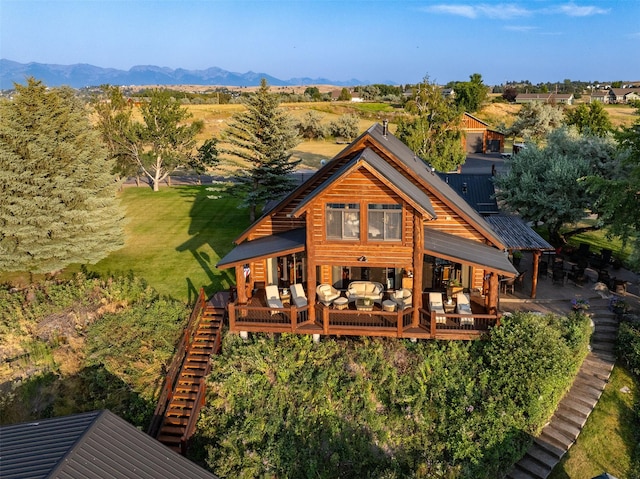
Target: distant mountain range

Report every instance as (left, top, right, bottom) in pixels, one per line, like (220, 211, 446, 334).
(0, 60, 365, 89)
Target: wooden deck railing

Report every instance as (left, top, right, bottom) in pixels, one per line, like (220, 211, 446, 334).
(227, 299, 498, 340)
(148, 288, 207, 438)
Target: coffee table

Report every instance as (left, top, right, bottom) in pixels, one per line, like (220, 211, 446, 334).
(355, 298, 374, 311)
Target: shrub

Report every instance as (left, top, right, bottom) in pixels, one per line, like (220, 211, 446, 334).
(328, 114, 359, 141)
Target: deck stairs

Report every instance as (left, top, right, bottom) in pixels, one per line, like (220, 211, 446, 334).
(506, 298, 618, 478)
(148, 289, 226, 454)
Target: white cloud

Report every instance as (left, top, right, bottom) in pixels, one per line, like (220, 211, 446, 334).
(504, 25, 537, 32)
(426, 2, 609, 19)
(553, 3, 610, 17)
(425, 3, 531, 19)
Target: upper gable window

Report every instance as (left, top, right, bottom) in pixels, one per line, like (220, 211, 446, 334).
(368, 204, 401, 241)
(326, 203, 360, 240)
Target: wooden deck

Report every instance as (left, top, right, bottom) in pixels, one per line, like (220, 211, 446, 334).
(228, 293, 499, 341)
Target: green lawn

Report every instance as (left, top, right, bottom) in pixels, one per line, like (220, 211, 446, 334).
(88, 186, 249, 303)
(549, 365, 639, 478)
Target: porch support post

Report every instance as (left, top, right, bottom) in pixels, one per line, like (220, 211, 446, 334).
(488, 273, 499, 315)
(531, 250, 541, 299)
(412, 215, 424, 328)
(235, 265, 247, 305)
(306, 213, 316, 325)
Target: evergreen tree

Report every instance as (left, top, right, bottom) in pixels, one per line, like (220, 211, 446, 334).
(0, 78, 125, 273)
(223, 79, 301, 222)
(397, 76, 465, 172)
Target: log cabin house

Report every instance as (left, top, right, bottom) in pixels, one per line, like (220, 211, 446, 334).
(216, 122, 518, 340)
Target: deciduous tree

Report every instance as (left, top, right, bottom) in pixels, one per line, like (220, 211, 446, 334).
(450, 73, 488, 113)
(397, 76, 465, 172)
(565, 102, 612, 137)
(0, 78, 125, 273)
(94, 86, 205, 191)
(494, 127, 617, 245)
(223, 79, 301, 222)
(507, 102, 564, 143)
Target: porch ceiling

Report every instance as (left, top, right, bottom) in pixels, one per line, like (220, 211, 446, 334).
(216, 228, 306, 269)
(424, 228, 518, 276)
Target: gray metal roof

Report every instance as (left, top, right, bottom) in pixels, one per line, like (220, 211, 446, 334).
(217, 227, 306, 268)
(437, 173, 499, 215)
(0, 410, 218, 479)
(289, 148, 436, 219)
(424, 228, 518, 276)
(484, 214, 554, 251)
(365, 123, 506, 248)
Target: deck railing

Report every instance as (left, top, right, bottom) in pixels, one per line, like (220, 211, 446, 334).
(228, 297, 498, 340)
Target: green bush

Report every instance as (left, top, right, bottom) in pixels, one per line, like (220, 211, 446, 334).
(193, 311, 590, 478)
(618, 322, 640, 376)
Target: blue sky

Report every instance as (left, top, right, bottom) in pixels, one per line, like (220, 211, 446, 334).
(1, 0, 638, 85)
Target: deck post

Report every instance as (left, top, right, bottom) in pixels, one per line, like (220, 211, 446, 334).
(290, 305, 296, 332)
(429, 310, 436, 337)
(397, 310, 403, 337)
(488, 273, 499, 315)
(323, 306, 329, 334)
(412, 215, 424, 328)
(228, 303, 236, 332)
(531, 250, 540, 299)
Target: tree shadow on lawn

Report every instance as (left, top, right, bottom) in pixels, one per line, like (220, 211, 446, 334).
(175, 186, 249, 303)
(0, 365, 154, 430)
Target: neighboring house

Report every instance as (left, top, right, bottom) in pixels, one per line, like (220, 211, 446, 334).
(0, 410, 219, 479)
(515, 93, 574, 105)
(462, 112, 504, 154)
(216, 122, 518, 341)
(608, 88, 639, 104)
(330, 89, 362, 102)
(590, 91, 610, 104)
(441, 88, 456, 99)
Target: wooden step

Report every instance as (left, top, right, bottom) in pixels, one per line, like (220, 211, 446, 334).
(560, 397, 592, 417)
(507, 466, 539, 479)
(159, 424, 186, 435)
(533, 437, 565, 459)
(161, 416, 190, 427)
(526, 443, 560, 469)
(517, 455, 552, 479)
(556, 405, 588, 429)
(539, 426, 574, 450)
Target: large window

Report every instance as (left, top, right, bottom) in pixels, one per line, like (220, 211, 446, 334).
(368, 204, 401, 241)
(326, 203, 360, 240)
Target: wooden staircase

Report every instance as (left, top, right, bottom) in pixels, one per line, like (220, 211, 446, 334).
(148, 288, 226, 454)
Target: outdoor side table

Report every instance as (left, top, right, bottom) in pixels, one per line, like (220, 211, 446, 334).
(333, 297, 348, 310)
(382, 299, 396, 312)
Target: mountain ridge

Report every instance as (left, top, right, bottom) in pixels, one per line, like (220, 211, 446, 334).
(0, 59, 367, 89)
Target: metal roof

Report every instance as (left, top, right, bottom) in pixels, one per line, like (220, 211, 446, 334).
(217, 227, 306, 268)
(424, 228, 518, 276)
(289, 147, 436, 219)
(0, 410, 218, 479)
(484, 214, 554, 251)
(437, 173, 499, 215)
(365, 123, 507, 248)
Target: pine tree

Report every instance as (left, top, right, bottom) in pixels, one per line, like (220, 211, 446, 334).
(223, 79, 301, 222)
(0, 78, 125, 273)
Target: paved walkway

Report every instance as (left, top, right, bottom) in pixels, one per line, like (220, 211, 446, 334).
(500, 255, 638, 478)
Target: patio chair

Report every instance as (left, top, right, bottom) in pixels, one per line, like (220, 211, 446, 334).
(289, 283, 308, 308)
(316, 284, 340, 306)
(428, 292, 446, 324)
(265, 285, 284, 314)
(552, 267, 565, 285)
(455, 292, 474, 326)
(392, 288, 412, 310)
(501, 276, 516, 294)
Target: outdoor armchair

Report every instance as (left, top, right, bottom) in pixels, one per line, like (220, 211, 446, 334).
(316, 284, 340, 306)
(392, 288, 412, 309)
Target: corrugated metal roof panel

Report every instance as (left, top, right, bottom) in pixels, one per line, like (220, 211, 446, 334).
(0, 411, 218, 479)
(484, 215, 554, 251)
(437, 173, 499, 215)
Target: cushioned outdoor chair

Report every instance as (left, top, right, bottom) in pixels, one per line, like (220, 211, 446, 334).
(455, 292, 474, 326)
(316, 284, 340, 306)
(392, 288, 412, 310)
(428, 292, 446, 324)
(265, 285, 284, 314)
(289, 283, 308, 308)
